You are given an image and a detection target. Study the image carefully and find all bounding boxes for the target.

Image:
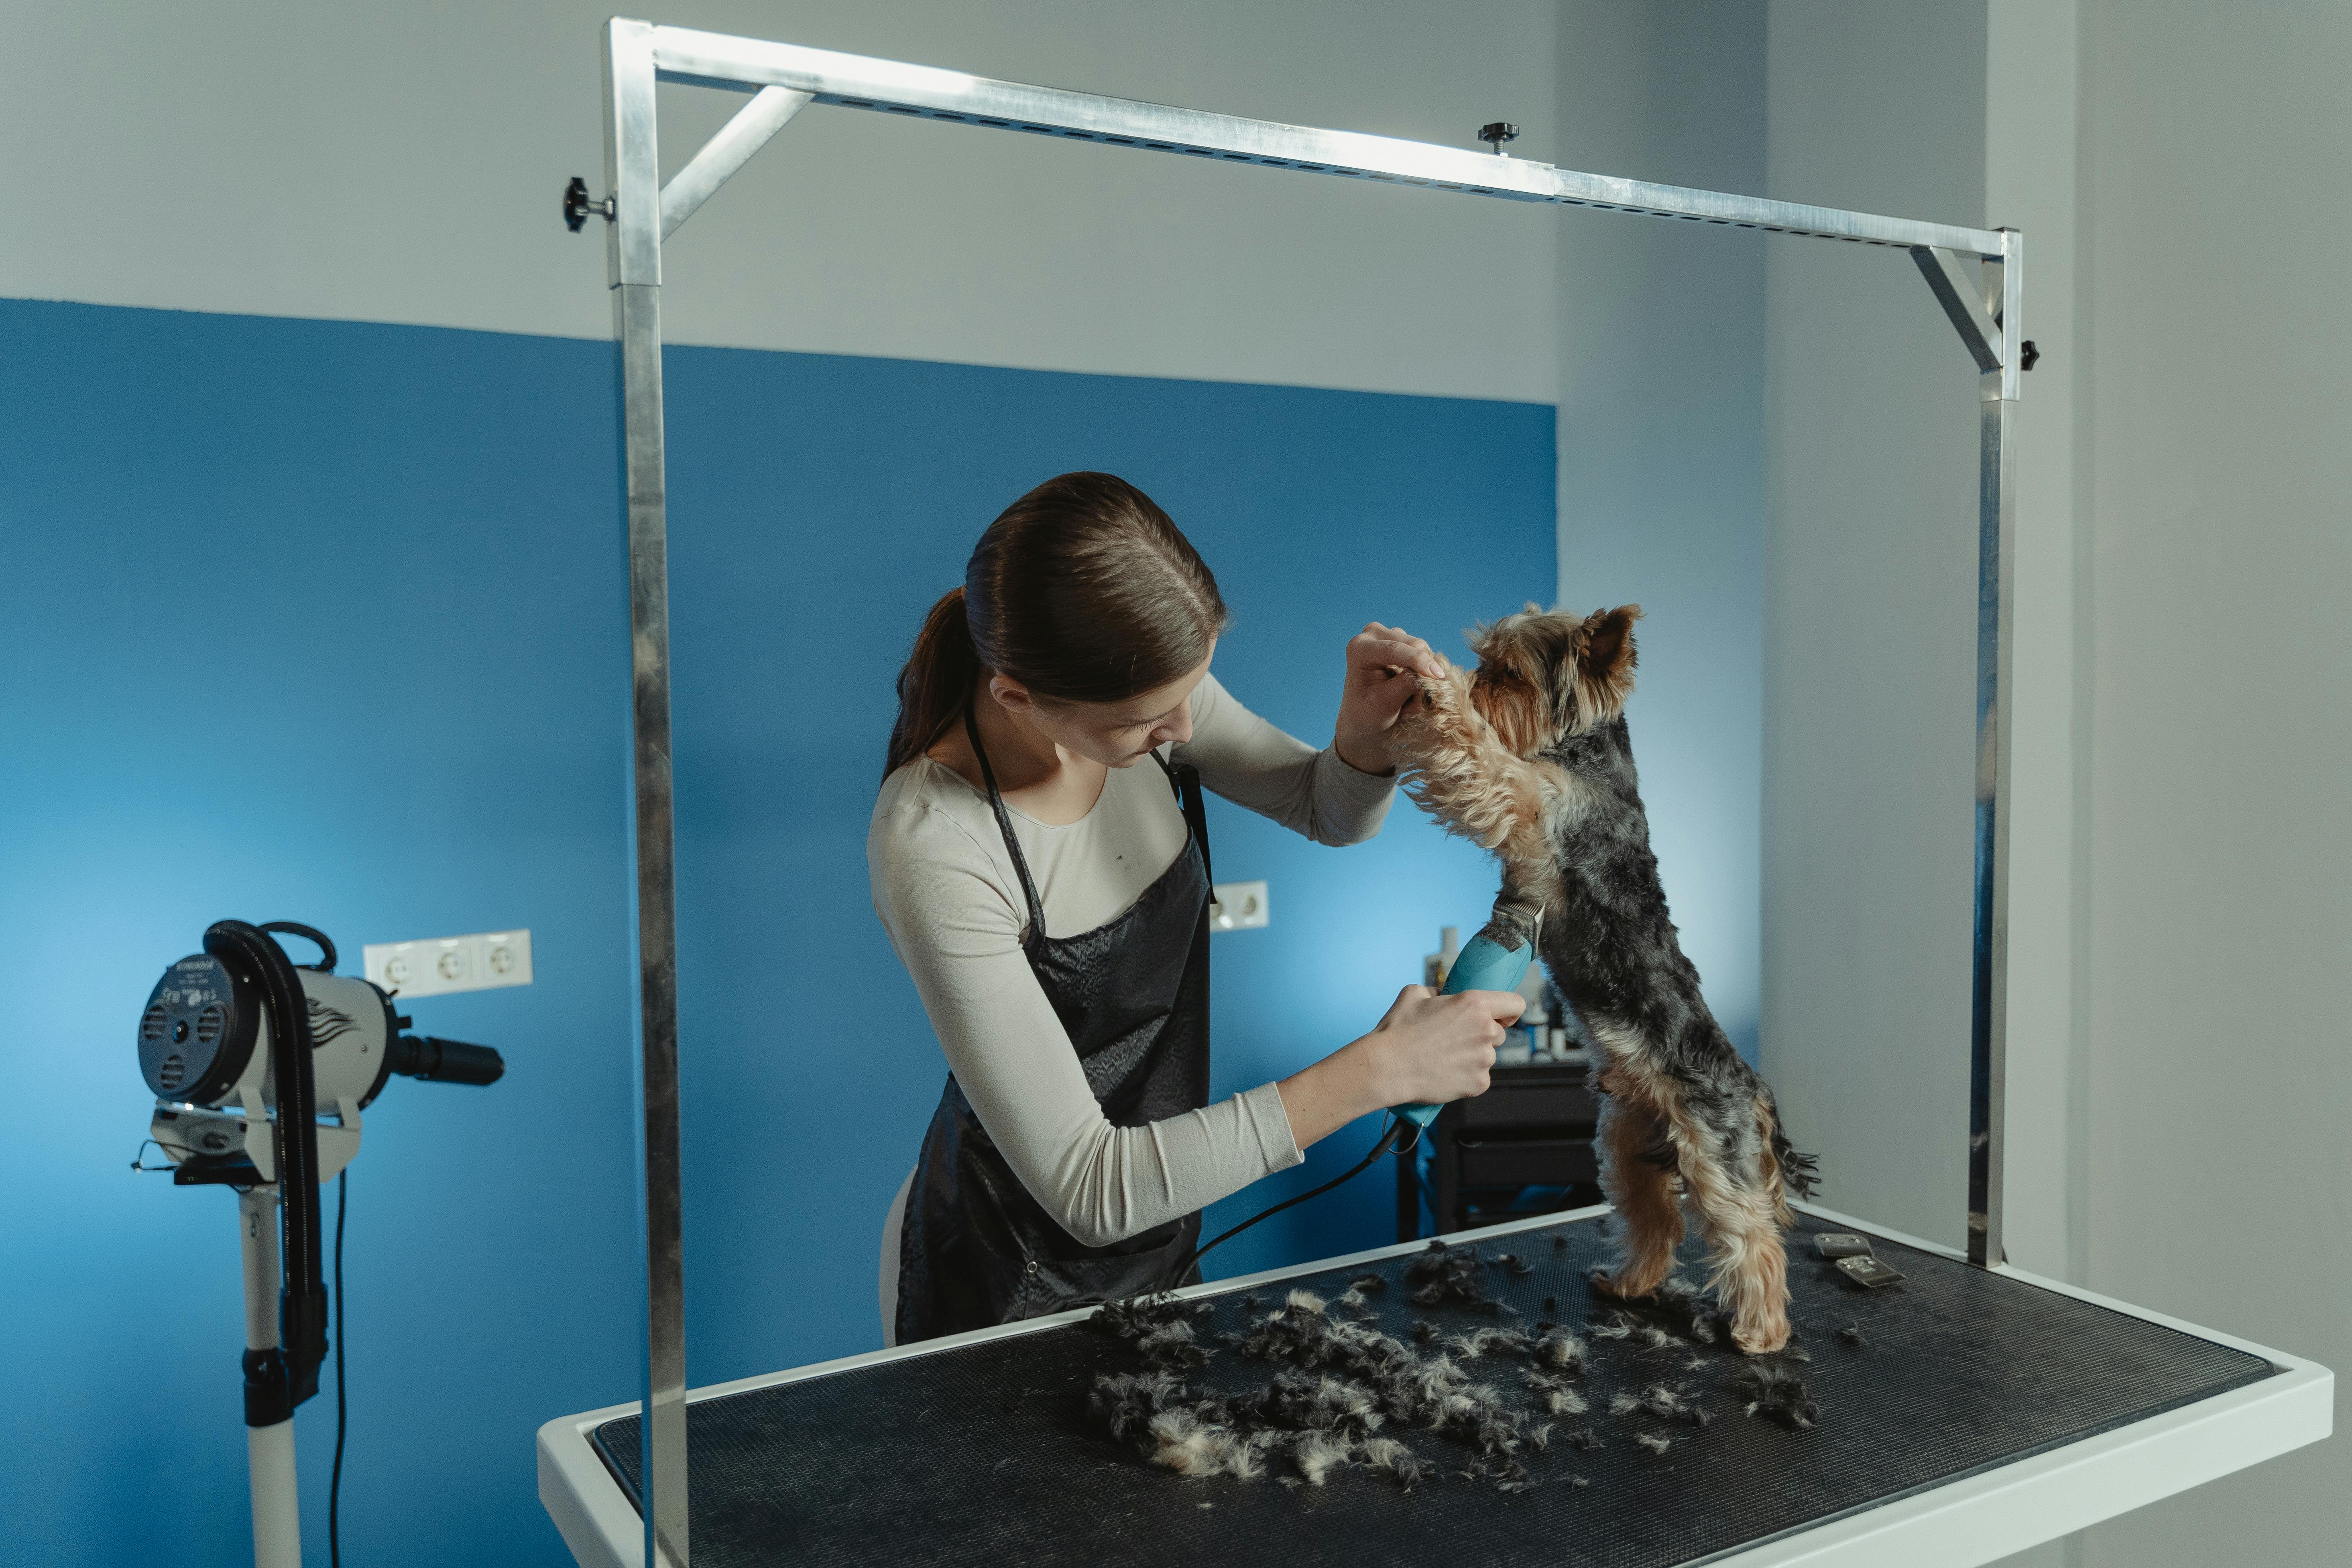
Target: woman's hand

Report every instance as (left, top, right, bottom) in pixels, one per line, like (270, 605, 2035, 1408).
(1354, 984, 1523, 1106)
(1332, 622, 1445, 775)
(1276, 984, 1525, 1150)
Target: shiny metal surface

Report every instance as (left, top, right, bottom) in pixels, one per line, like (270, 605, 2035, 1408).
(604, 19, 661, 289)
(643, 25, 2006, 258)
(1964, 235, 2020, 1269)
(240, 1186, 281, 1352)
(1914, 245, 2005, 376)
(619, 282, 689, 1568)
(604, 17, 688, 1566)
(240, 1187, 303, 1568)
(660, 85, 813, 240)
(1998, 229, 2026, 402)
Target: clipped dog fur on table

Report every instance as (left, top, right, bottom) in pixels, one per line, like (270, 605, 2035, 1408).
(1388, 606, 1820, 1353)
(1085, 1240, 1823, 1495)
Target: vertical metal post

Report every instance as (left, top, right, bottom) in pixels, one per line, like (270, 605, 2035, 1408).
(603, 18, 689, 1566)
(1967, 230, 2023, 1269)
(240, 1188, 302, 1568)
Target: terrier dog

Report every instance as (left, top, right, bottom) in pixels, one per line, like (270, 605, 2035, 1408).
(1390, 605, 1817, 1353)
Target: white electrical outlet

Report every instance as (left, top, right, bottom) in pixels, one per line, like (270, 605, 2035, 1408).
(1209, 880, 1269, 933)
(363, 930, 533, 998)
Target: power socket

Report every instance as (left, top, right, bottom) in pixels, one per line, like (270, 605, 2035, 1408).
(362, 929, 533, 999)
(1209, 880, 1269, 933)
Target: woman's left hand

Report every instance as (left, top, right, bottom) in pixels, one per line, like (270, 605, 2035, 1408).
(1332, 621, 1444, 775)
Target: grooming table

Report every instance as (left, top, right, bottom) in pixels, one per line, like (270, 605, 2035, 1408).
(538, 1204, 2330, 1568)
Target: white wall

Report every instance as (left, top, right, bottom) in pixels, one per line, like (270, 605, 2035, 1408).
(1754, 0, 2089, 1285)
(0, 0, 1557, 402)
(1767, 1, 2352, 1562)
(1761, 0, 1989, 1251)
(1984, 0, 2086, 1299)
(2067, 0, 2352, 1560)
(1556, 0, 1768, 1051)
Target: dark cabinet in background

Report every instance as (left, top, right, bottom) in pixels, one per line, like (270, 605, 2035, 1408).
(1396, 1060, 1604, 1240)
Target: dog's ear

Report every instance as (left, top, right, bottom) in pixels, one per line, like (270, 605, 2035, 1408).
(1572, 605, 1641, 725)
(1579, 606, 1640, 682)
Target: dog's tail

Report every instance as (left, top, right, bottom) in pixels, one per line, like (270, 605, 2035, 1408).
(1755, 1091, 1820, 1222)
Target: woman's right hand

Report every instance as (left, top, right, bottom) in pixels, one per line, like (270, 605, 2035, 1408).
(1358, 984, 1525, 1107)
(1275, 983, 1525, 1151)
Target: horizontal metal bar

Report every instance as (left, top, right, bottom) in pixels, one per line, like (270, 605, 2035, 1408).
(1543, 169, 2000, 252)
(661, 85, 813, 240)
(642, 24, 2005, 258)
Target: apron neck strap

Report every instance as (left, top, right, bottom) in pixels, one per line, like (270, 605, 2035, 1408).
(961, 694, 1216, 936)
(1152, 749, 1215, 891)
(962, 691, 1048, 940)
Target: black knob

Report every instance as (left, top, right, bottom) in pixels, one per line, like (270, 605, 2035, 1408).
(1479, 122, 1520, 154)
(2020, 338, 2041, 371)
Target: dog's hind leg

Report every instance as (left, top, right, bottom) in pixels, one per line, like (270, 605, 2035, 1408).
(1673, 1098, 1792, 1354)
(1591, 1091, 1683, 1302)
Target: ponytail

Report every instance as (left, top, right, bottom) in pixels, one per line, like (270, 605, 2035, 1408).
(884, 588, 981, 780)
(882, 472, 1228, 784)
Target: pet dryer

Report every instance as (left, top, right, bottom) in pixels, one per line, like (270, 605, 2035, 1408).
(136, 919, 503, 1568)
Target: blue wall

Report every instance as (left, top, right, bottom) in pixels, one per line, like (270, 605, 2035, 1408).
(0, 299, 1552, 1565)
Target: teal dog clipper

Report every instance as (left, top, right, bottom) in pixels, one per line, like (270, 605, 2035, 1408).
(1395, 931, 1534, 1130)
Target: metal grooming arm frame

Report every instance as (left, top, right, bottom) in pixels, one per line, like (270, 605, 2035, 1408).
(590, 18, 2024, 1563)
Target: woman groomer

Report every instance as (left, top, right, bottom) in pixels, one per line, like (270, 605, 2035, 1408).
(871, 472, 1524, 1344)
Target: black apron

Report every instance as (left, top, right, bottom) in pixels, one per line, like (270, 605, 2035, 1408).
(894, 705, 1215, 1344)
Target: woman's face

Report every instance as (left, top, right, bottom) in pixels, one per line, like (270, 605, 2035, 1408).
(992, 645, 1215, 769)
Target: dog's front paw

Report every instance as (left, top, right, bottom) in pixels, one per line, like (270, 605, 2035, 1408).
(1729, 1312, 1792, 1355)
(1589, 1267, 1669, 1301)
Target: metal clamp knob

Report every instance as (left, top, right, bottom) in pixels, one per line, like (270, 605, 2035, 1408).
(563, 176, 616, 233)
(1479, 122, 1520, 156)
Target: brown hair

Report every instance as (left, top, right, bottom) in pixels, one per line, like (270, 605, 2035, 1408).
(883, 472, 1228, 779)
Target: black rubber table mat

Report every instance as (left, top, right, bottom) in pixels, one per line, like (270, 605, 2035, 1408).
(590, 1212, 2274, 1567)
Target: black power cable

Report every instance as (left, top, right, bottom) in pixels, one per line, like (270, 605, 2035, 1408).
(259, 920, 338, 974)
(1166, 1114, 1420, 1285)
(330, 1169, 347, 1568)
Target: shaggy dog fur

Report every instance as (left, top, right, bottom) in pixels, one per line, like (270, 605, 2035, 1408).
(1389, 604, 1819, 1353)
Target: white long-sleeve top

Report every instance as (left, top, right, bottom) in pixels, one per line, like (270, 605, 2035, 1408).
(869, 671, 1396, 1248)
